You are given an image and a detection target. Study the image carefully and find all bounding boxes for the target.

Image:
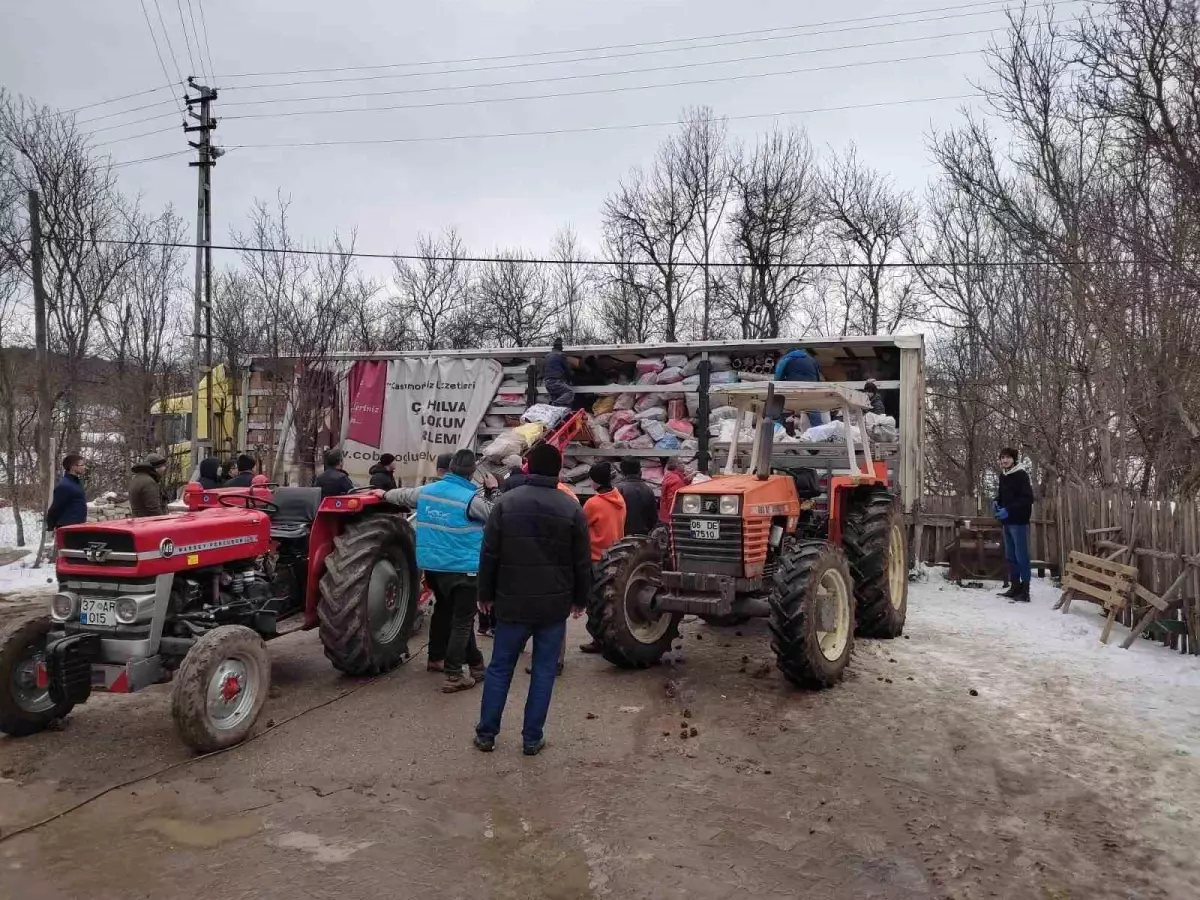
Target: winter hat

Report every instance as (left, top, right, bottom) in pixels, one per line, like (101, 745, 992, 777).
(526, 443, 562, 478)
(590, 461, 613, 488)
(435, 453, 453, 474)
(236, 453, 255, 472)
(619, 457, 642, 477)
(379, 453, 396, 467)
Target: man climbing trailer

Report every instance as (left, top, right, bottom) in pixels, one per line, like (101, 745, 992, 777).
(587, 382, 908, 688)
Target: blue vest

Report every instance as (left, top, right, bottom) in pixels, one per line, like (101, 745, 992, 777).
(415, 474, 485, 574)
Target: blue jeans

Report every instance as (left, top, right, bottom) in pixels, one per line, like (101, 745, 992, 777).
(476, 618, 568, 748)
(1003, 524, 1031, 582)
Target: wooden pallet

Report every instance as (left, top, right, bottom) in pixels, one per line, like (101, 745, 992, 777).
(1055, 550, 1138, 644)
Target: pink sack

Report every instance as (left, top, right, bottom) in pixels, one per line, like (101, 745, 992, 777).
(614, 392, 637, 411)
(667, 398, 687, 420)
(636, 357, 665, 375)
(610, 410, 637, 431)
(666, 418, 695, 438)
(634, 392, 665, 412)
(628, 434, 655, 449)
(657, 367, 684, 384)
(613, 423, 642, 443)
(637, 371, 660, 385)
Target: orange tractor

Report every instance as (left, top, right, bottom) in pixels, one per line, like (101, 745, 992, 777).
(587, 382, 908, 687)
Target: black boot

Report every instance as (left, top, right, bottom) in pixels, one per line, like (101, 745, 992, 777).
(998, 581, 1019, 598)
(1011, 580, 1031, 603)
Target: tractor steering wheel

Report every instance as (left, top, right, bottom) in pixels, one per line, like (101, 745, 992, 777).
(348, 486, 381, 495)
(217, 493, 280, 514)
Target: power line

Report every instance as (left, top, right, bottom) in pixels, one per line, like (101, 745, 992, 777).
(185, 0, 208, 80)
(74, 97, 179, 127)
(153, 0, 188, 87)
(221, 41, 1003, 123)
(215, 0, 1067, 81)
(196, 0, 217, 78)
(139, 0, 184, 116)
(175, 0, 199, 77)
(109, 149, 193, 168)
(220, 27, 1005, 112)
(124, 94, 982, 152)
(52, 235, 1190, 271)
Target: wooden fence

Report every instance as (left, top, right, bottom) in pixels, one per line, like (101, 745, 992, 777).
(916, 488, 1200, 655)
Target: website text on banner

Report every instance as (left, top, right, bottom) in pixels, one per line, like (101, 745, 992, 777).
(340, 357, 503, 484)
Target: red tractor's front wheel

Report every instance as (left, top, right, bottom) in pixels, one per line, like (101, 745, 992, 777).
(171, 625, 270, 753)
(0, 615, 75, 738)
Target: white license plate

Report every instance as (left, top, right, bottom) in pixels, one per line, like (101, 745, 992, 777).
(689, 519, 721, 540)
(80, 598, 118, 627)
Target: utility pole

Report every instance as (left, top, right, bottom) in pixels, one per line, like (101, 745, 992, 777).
(28, 190, 52, 567)
(185, 78, 222, 477)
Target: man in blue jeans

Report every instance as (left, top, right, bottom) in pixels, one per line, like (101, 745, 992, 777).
(993, 446, 1034, 603)
(474, 442, 591, 755)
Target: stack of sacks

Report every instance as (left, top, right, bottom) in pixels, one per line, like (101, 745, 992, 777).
(800, 419, 863, 444)
(521, 403, 569, 429)
(864, 412, 899, 443)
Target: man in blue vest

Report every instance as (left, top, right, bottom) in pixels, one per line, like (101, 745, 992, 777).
(384, 449, 492, 692)
(773, 347, 825, 426)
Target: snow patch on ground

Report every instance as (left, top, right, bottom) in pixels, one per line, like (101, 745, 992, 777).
(911, 571, 1200, 754)
(0, 507, 55, 596)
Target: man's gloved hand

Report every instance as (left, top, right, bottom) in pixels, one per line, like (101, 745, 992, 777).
(996, 507, 1009, 521)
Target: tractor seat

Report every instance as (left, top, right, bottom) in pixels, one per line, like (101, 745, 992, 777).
(269, 487, 322, 539)
(777, 466, 823, 501)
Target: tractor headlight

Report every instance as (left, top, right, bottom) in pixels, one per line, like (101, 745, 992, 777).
(50, 592, 78, 623)
(719, 495, 740, 516)
(115, 597, 139, 625)
(680, 494, 702, 515)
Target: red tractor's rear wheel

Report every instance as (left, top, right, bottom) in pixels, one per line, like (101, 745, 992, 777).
(768, 541, 855, 689)
(588, 536, 681, 669)
(842, 487, 908, 638)
(318, 514, 419, 676)
(171, 625, 270, 753)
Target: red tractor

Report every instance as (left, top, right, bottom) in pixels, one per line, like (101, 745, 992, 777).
(0, 485, 419, 752)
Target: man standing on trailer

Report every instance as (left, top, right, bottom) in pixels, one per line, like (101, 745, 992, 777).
(993, 447, 1034, 603)
(543, 337, 575, 408)
(773, 346, 826, 426)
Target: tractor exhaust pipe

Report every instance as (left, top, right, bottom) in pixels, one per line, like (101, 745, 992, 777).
(757, 382, 784, 481)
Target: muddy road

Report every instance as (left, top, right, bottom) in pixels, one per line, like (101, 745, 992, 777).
(1, 579, 1198, 900)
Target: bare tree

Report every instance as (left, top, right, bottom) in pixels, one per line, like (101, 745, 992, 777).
(679, 107, 733, 339)
(603, 134, 697, 341)
(549, 225, 599, 343)
(474, 250, 557, 348)
(596, 225, 657, 343)
(821, 143, 922, 335)
(392, 228, 473, 351)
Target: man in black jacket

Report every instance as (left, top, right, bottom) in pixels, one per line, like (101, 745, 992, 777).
(994, 447, 1035, 602)
(198, 457, 224, 489)
(314, 449, 356, 497)
(46, 454, 88, 530)
(368, 453, 398, 491)
(224, 454, 257, 488)
(616, 457, 658, 536)
(474, 442, 591, 755)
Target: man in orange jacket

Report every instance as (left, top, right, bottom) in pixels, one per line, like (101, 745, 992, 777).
(579, 461, 626, 653)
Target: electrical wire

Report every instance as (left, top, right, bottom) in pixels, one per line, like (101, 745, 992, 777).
(196, 0, 217, 80)
(220, 42, 1002, 123)
(220, 27, 1005, 110)
(139, 0, 184, 116)
(185, 0, 208, 80)
(93, 92, 979, 151)
(109, 149, 193, 168)
(175, 0, 199, 78)
(215, 0, 1071, 81)
(153, 0, 188, 87)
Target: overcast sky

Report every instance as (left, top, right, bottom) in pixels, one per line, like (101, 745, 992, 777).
(0, 0, 1018, 269)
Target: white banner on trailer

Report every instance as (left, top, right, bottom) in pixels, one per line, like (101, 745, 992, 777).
(340, 357, 503, 484)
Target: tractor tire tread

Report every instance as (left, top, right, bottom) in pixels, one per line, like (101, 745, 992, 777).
(843, 488, 908, 638)
(587, 536, 680, 669)
(318, 514, 418, 676)
(0, 614, 74, 737)
(768, 541, 855, 689)
(170, 625, 269, 754)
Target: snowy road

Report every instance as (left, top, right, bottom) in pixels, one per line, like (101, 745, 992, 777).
(1, 572, 1198, 899)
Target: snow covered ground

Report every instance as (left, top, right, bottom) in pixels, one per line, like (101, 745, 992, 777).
(910, 570, 1200, 754)
(0, 507, 55, 595)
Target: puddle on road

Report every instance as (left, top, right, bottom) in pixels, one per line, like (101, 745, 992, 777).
(269, 830, 374, 863)
(141, 813, 263, 848)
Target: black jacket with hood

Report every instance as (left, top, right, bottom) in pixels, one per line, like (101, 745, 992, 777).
(616, 476, 658, 536)
(198, 457, 224, 489)
(368, 463, 397, 492)
(995, 460, 1035, 526)
(478, 474, 591, 624)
